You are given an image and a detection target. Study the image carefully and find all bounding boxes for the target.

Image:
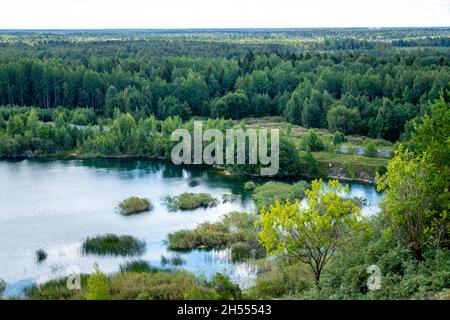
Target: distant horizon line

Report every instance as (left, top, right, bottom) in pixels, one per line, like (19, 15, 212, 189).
(1, 27, 450, 32)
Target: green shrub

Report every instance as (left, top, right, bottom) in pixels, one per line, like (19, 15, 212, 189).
(238, 134, 305, 177)
(302, 129, 325, 151)
(300, 216, 450, 300)
(333, 131, 346, 145)
(118, 197, 152, 215)
(300, 150, 320, 175)
(252, 181, 309, 211)
(243, 181, 257, 190)
(70, 108, 96, 125)
(376, 164, 387, 176)
(248, 260, 311, 299)
(166, 193, 217, 211)
(25, 275, 90, 300)
(87, 264, 110, 300)
(82, 234, 146, 256)
(36, 249, 47, 262)
(209, 273, 241, 300)
(364, 139, 377, 158)
(184, 286, 218, 300)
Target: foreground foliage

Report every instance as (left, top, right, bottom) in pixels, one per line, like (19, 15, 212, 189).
(24, 268, 242, 300)
(259, 180, 366, 284)
(87, 264, 110, 300)
(377, 98, 450, 260)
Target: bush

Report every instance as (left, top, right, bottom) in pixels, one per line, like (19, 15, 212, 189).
(243, 181, 256, 190)
(364, 139, 377, 157)
(300, 150, 319, 175)
(36, 249, 47, 262)
(333, 131, 347, 145)
(82, 234, 146, 256)
(248, 260, 311, 299)
(376, 164, 387, 176)
(302, 214, 450, 300)
(70, 108, 96, 125)
(118, 197, 152, 215)
(166, 193, 217, 211)
(302, 129, 325, 151)
(87, 264, 110, 300)
(327, 105, 361, 135)
(277, 135, 304, 177)
(252, 181, 309, 211)
(209, 273, 241, 300)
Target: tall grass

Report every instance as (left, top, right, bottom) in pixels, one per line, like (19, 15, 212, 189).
(82, 234, 146, 256)
(166, 193, 217, 211)
(167, 212, 261, 251)
(161, 255, 185, 266)
(119, 260, 158, 273)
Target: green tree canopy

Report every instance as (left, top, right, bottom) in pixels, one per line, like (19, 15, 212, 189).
(258, 179, 365, 284)
(327, 105, 361, 135)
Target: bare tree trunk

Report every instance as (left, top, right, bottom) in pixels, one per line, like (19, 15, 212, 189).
(314, 270, 321, 286)
(412, 245, 424, 261)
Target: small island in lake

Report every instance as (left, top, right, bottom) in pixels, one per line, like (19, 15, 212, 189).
(118, 197, 152, 215)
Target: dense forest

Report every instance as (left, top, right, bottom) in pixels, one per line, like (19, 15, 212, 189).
(0, 29, 449, 143)
(0, 29, 449, 301)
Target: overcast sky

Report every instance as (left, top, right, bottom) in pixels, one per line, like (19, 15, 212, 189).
(0, 0, 449, 29)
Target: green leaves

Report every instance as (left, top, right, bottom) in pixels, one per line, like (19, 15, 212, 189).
(258, 179, 365, 283)
(87, 264, 110, 300)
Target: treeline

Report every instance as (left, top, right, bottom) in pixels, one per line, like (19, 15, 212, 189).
(393, 37, 450, 47)
(0, 47, 449, 141)
(0, 107, 316, 177)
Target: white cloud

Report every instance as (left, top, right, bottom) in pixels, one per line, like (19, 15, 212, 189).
(0, 0, 449, 29)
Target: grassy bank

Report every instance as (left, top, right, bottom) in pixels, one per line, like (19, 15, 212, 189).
(314, 152, 388, 183)
(24, 267, 241, 300)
